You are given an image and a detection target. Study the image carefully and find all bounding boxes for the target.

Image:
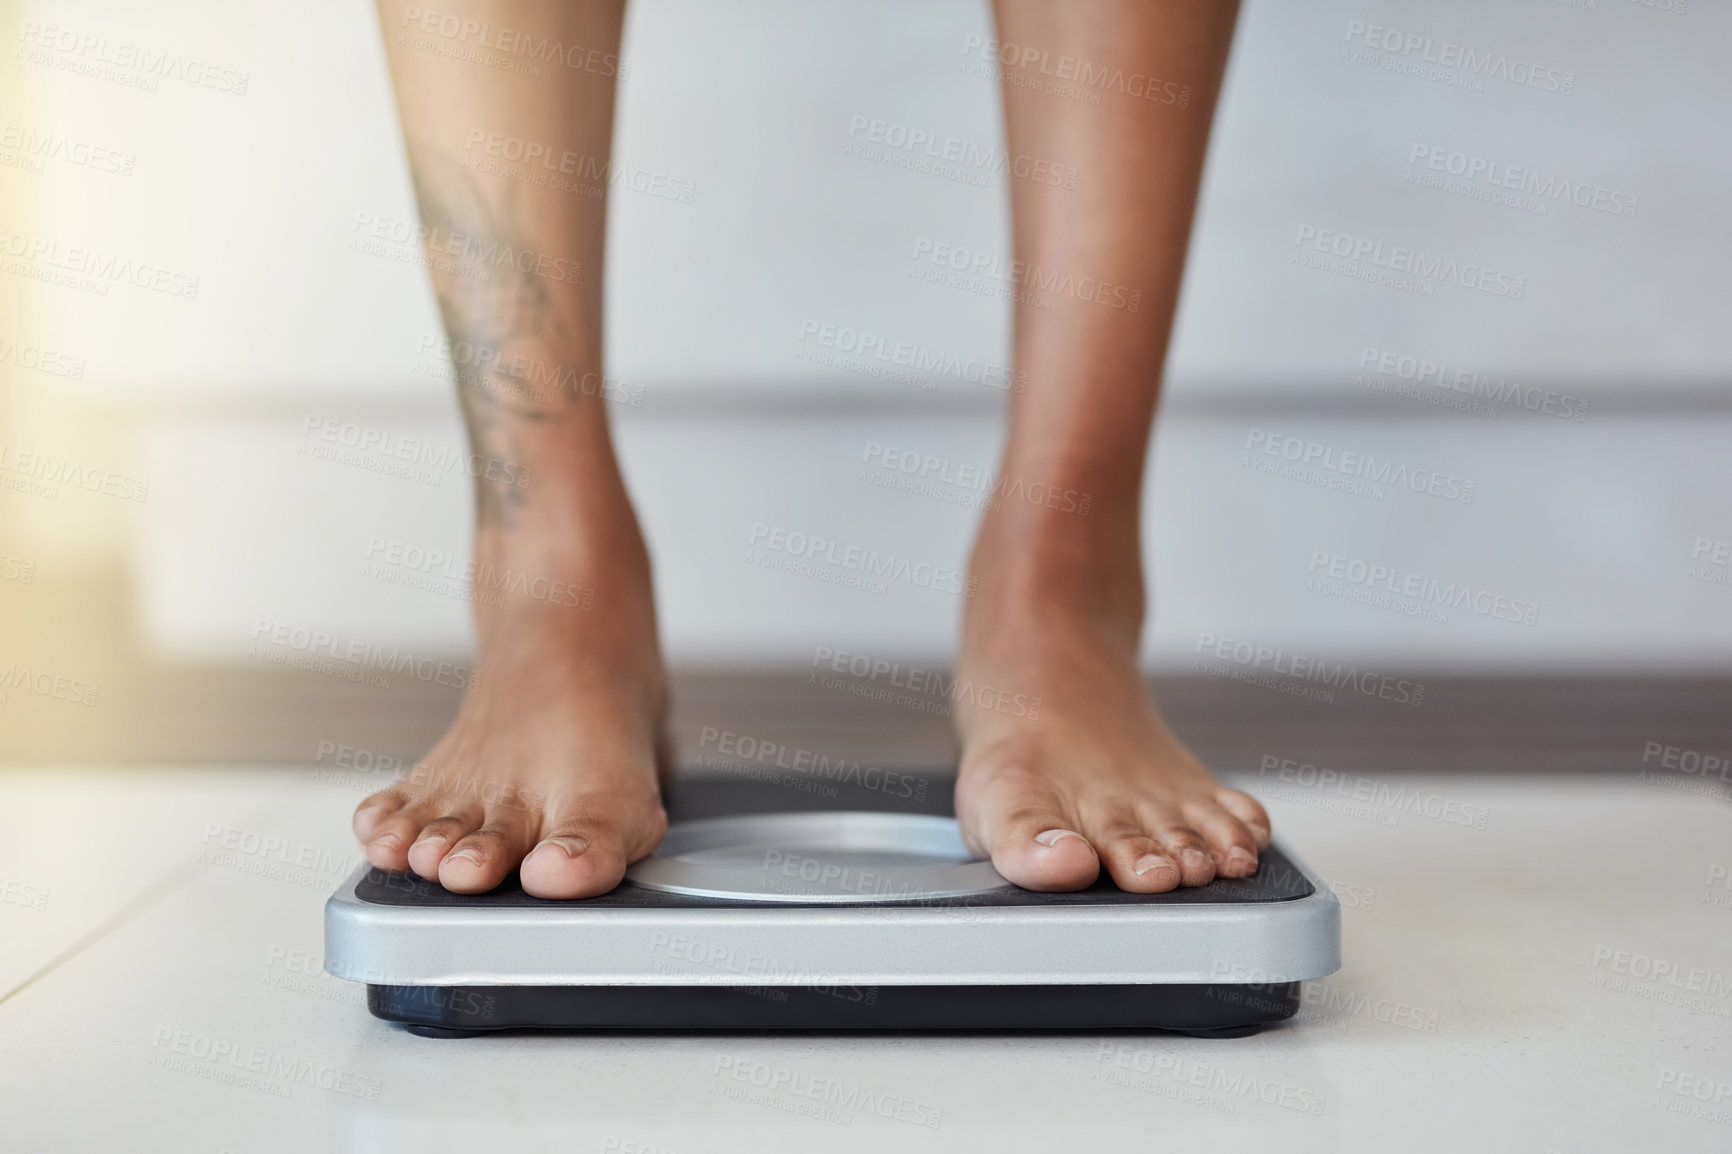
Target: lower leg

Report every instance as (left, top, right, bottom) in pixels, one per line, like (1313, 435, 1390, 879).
(353, 0, 668, 898)
(956, 0, 1270, 891)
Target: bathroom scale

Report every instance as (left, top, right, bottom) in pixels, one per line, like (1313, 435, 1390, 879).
(324, 771, 1339, 1036)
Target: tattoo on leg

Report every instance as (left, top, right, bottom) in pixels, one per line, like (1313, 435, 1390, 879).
(406, 145, 579, 529)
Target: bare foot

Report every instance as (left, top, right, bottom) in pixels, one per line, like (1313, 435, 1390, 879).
(351, 520, 668, 899)
(954, 508, 1270, 893)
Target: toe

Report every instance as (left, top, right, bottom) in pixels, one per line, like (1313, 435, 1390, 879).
(1139, 811, 1217, 887)
(519, 826, 621, 899)
(438, 807, 538, 894)
(406, 811, 482, 880)
(352, 789, 408, 843)
(1215, 788, 1272, 848)
(1084, 809, 1181, 894)
(360, 799, 438, 871)
(957, 767, 1098, 892)
(519, 790, 667, 900)
(1187, 801, 1262, 878)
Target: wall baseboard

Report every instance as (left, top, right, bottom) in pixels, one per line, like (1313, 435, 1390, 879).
(3, 663, 1725, 781)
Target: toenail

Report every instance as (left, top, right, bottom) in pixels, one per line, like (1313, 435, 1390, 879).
(415, 833, 448, 849)
(1181, 848, 1209, 868)
(541, 837, 588, 858)
(1034, 829, 1084, 848)
(1134, 854, 1174, 877)
(369, 834, 403, 850)
(1228, 847, 1257, 870)
(445, 849, 482, 866)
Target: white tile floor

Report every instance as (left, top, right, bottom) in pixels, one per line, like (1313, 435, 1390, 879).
(2, 768, 1729, 1153)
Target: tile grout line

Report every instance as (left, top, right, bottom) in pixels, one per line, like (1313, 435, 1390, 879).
(0, 857, 208, 1008)
(0, 773, 314, 1009)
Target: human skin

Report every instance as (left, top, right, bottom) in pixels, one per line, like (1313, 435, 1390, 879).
(353, 0, 1269, 897)
(953, 0, 1269, 893)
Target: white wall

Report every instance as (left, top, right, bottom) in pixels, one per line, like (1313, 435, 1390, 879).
(9, 0, 1730, 669)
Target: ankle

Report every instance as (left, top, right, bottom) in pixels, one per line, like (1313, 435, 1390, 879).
(968, 501, 1146, 636)
(475, 511, 646, 577)
(469, 510, 659, 658)
(475, 459, 650, 565)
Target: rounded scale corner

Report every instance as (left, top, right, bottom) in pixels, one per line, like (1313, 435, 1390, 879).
(1277, 885, 1344, 982)
(323, 865, 388, 983)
